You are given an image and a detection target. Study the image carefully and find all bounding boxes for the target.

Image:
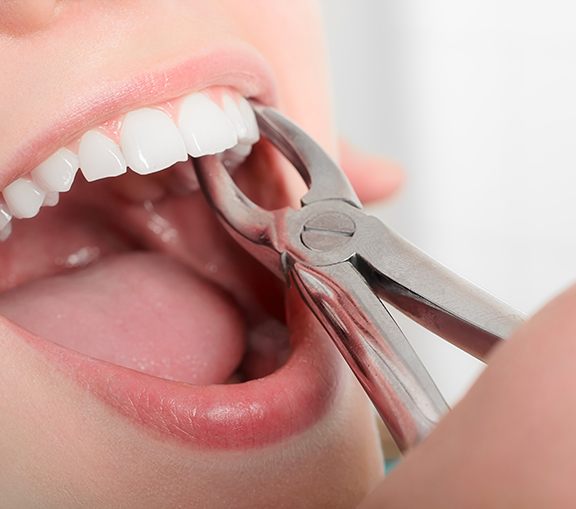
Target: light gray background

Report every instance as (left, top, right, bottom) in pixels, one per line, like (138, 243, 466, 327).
(320, 1, 576, 403)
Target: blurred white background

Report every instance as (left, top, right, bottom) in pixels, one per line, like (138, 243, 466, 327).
(320, 0, 576, 403)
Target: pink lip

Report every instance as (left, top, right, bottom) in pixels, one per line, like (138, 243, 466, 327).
(1, 41, 277, 189)
(5, 294, 343, 449)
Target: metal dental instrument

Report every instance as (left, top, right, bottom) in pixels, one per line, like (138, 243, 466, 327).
(195, 104, 525, 453)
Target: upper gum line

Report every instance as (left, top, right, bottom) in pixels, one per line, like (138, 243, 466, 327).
(70, 86, 239, 150)
(0, 85, 260, 237)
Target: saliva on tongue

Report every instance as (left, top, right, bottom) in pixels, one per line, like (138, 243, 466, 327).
(0, 252, 252, 384)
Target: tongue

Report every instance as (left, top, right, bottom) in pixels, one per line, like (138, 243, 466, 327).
(0, 253, 246, 384)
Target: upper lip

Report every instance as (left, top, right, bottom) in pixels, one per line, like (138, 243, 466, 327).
(1, 41, 277, 190)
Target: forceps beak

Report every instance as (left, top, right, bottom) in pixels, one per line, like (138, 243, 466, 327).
(250, 104, 362, 208)
(194, 102, 361, 277)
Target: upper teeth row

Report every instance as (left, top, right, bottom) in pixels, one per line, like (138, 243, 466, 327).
(0, 89, 259, 240)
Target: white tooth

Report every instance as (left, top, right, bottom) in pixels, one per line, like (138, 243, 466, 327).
(78, 131, 127, 182)
(222, 94, 249, 140)
(221, 143, 253, 171)
(120, 108, 188, 175)
(0, 222, 12, 242)
(0, 201, 12, 230)
(2, 178, 45, 219)
(236, 97, 260, 144)
(31, 148, 79, 192)
(43, 191, 59, 207)
(177, 92, 238, 157)
(230, 142, 253, 158)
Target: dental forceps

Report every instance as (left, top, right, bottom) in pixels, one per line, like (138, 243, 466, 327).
(195, 104, 525, 453)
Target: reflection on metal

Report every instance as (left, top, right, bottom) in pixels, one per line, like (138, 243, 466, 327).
(196, 105, 524, 453)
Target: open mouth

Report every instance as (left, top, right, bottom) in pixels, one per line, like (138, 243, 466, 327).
(0, 60, 343, 449)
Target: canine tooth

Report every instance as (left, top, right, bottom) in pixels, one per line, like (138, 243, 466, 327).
(43, 192, 59, 207)
(0, 222, 12, 242)
(79, 131, 127, 182)
(178, 92, 237, 157)
(120, 108, 188, 175)
(2, 178, 45, 219)
(222, 94, 249, 140)
(236, 97, 260, 144)
(31, 148, 79, 192)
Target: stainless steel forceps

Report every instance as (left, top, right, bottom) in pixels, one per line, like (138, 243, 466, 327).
(195, 104, 525, 453)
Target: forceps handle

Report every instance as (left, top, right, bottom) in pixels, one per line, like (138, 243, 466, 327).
(289, 260, 450, 452)
(286, 204, 524, 451)
(356, 216, 525, 361)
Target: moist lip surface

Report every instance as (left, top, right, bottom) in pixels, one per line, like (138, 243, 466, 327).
(0, 143, 344, 449)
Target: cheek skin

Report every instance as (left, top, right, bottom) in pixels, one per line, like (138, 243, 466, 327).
(0, 296, 383, 508)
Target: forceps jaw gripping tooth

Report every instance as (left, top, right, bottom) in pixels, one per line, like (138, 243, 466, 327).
(196, 104, 525, 453)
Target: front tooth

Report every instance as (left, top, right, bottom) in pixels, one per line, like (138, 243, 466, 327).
(43, 192, 60, 207)
(2, 178, 46, 219)
(177, 93, 238, 157)
(221, 143, 253, 170)
(79, 131, 127, 182)
(230, 143, 253, 158)
(31, 148, 79, 192)
(236, 97, 260, 144)
(120, 108, 188, 175)
(222, 94, 249, 141)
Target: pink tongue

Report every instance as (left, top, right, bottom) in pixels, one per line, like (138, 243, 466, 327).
(0, 253, 246, 384)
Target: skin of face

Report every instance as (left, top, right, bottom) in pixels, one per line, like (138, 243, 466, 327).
(0, 1, 388, 507)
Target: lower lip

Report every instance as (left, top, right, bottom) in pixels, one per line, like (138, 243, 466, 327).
(11, 292, 343, 449)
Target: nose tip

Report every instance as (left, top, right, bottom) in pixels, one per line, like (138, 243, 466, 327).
(0, 0, 58, 34)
